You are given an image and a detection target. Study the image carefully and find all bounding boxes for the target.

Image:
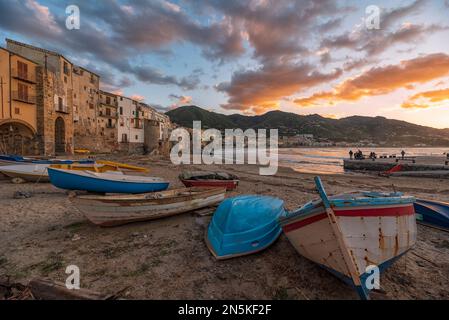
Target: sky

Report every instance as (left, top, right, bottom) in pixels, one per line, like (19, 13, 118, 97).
(0, 0, 448, 128)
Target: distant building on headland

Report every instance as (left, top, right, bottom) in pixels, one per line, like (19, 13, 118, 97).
(0, 38, 172, 156)
(280, 134, 314, 146)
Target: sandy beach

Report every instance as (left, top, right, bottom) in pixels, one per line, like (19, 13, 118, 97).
(1, 155, 449, 300)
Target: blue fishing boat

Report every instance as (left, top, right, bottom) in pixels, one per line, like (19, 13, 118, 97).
(47, 168, 169, 194)
(206, 195, 284, 260)
(414, 199, 449, 231)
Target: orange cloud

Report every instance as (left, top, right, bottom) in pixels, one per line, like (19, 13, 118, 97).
(401, 87, 449, 109)
(218, 63, 342, 113)
(294, 53, 449, 107)
(131, 94, 145, 101)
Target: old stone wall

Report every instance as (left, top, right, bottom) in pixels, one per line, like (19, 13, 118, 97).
(36, 67, 74, 156)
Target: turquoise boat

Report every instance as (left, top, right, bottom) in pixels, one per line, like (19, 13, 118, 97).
(206, 195, 284, 259)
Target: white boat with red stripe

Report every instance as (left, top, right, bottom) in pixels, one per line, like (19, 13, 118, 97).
(279, 177, 416, 299)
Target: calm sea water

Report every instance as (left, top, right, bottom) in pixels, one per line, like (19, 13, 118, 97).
(278, 147, 449, 174)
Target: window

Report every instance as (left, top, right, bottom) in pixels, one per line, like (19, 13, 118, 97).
(15, 107, 20, 114)
(58, 97, 63, 110)
(17, 61, 28, 79)
(106, 96, 111, 105)
(120, 97, 123, 101)
(18, 83, 28, 101)
(64, 76, 67, 84)
(106, 108, 111, 116)
(122, 134, 128, 142)
(63, 61, 70, 75)
(107, 119, 112, 127)
(135, 135, 138, 140)
(89, 103, 94, 109)
(119, 107, 123, 115)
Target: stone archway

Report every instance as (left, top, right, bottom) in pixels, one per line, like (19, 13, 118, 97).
(0, 121, 37, 155)
(55, 117, 66, 154)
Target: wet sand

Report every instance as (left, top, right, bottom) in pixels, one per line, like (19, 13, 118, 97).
(1, 155, 449, 299)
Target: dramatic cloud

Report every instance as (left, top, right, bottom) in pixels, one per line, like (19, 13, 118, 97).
(194, 0, 352, 63)
(168, 94, 193, 109)
(319, 0, 445, 60)
(402, 87, 449, 108)
(381, 0, 427, 29)
(295, 53, 449, 107)
(217, 62, 342, 113)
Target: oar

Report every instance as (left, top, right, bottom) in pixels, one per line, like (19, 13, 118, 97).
(314, 176, 369, 300)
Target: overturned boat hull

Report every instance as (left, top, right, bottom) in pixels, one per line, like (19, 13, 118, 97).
(414, 199, 449, 231)
(71, 187, 226, 226)
(206, 195, 284, 260)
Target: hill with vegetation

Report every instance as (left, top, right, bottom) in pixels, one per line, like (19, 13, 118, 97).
(166, 106, 449, 146)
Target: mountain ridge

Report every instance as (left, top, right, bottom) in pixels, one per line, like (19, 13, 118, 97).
(166, 105, 449, 146)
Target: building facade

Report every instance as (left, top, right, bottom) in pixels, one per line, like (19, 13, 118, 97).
(98, 90, 119, 152)
(6, 39, 74, 155)
(72, 66, 100, 150)
(2, 38, 172, 156)
(0, 47, 39, 155)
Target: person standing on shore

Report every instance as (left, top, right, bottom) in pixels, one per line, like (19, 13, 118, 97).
(401, 150, 406, 159)
(349, 150, 353, 159)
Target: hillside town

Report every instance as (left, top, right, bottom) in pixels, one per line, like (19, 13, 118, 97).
(0, 39, 172, 156)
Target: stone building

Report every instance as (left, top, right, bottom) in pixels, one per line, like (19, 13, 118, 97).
(98, 90, 119, 152)
(6, 39, 74, 155)
(35, 67, 74, 155)
(72, 66, 100, 150)
(0, 47, 39, 155)
(117, 95, 143, 153)
(3, 38, 173, 156)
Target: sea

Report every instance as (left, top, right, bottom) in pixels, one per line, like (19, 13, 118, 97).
(278, 147, 449, 174)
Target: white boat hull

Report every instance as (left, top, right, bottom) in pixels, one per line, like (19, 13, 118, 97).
(71, 187, 226, 226)
(281, 203, 417, 287)
(0, 164, 50, 182)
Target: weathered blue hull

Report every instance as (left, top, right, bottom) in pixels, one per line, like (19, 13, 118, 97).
(0, 154, 94, 165)
(48, 168, 169, 194)
(206, 195, 284, 259)
(414, 199, 449, 230)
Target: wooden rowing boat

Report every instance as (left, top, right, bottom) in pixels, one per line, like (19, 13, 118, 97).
(179, 171, 239, 191)
(48, 168, 168, 193)
(0, 164, 50, 182)
(71, 187, 227, 226)
(279, 177, 416, 299)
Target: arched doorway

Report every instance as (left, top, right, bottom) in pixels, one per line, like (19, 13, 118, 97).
(55, 117, 66, 154)
(0, 121, 37, 155)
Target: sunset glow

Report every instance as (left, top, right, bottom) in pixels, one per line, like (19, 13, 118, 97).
(1, 0, 448, 128)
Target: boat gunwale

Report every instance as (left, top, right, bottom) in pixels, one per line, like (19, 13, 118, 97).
(73, 187, 227, 203)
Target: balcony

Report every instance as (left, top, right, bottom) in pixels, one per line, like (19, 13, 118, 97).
(11, 91, 36, 104)
(11, 68, 36, 84)
(55, 105, 70, 114)
(99, 110, 118, 118)
(102, 100, 118, 107)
